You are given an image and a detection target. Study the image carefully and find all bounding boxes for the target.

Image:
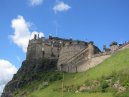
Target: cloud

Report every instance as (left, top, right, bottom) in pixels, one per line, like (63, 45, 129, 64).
(0, 59, 17, 96)
(53, 1, 71, 13)
(10, 15, 44, 53)
(29, 0, 43, 6)
(10, 16, 30, 52)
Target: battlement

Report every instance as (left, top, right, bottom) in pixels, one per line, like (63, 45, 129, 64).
(49, 36, 88, 46)
(103, 41, 129, 53)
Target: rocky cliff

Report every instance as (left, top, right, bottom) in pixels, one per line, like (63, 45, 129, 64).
(1, 58, 57, 97)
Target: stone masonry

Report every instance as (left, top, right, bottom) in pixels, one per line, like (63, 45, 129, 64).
(26, 34, 129, 73)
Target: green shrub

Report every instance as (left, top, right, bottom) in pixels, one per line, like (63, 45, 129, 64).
(100, 80, 109, 92)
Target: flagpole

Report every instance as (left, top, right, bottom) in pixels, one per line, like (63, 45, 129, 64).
(62, 72, 64, 97)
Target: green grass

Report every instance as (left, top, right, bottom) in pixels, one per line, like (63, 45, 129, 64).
(27, 81, 113, 97)
(28, 89, 113, 97)
(14, 49, 129, 97)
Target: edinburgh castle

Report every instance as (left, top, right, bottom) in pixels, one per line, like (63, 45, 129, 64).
(26, 34, 129, 73)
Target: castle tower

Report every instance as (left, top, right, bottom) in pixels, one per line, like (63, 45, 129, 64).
(103, 45, 106, 52)
(26, 34, 44, 60)
(88, 41, 94, 59)
(110, 41, 118, 53)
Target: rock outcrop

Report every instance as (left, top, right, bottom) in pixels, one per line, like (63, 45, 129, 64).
(1, 58, 57, 97)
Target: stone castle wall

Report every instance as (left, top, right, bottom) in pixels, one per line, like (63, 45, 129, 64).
(77, 54, 111, 72)
(118, 43, 129, 51)
(59, 48, 89, 72)
(43, 44, 52, 58)
(69, 42, 129, 73)
(26, 35, 102, 73)
(57, 44, 87, 70)
(26, 35, 129, 73)
(44, 44, 59, 58)
(26, 36, 61, 60)
(58, 42, 102, 72)
(59, 51, 111, 73)
(26, 39, 43, 60)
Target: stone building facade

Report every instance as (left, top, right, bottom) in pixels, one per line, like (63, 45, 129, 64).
(26, 34, 129, 73)
(26, 34, 101, 72)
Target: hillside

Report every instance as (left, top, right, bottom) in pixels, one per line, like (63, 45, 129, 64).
(2, 48, 129, 97)
(2, 49, 129, 97)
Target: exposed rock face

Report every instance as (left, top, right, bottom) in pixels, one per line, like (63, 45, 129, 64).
(1, 58, 57, 97)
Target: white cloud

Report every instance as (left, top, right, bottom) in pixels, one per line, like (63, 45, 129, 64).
(10, 16, 30, 52)
(0, 59, 17, 96)
(29, 0, 43, 6)
(53, 1, 71, 13)
(10, 15, 44, 53)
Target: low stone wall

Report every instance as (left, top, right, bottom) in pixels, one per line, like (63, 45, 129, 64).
(92, 52, 111, 57)
(118, 43, 129, 51)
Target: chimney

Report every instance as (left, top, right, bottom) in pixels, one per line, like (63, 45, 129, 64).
(38, 34, 39, 39)
(34, 34, 37, 40)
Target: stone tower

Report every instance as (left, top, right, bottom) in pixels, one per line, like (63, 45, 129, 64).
(88, 41, 94, 59)
(26, 34, 45, 60)
(110, 41, 118, 53)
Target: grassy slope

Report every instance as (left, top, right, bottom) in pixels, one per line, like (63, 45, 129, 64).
(15, 49, 129, 97)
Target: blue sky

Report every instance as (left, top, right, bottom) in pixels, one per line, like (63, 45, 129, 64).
(0, 0, 129, 68)
(0, 0, 129, 94)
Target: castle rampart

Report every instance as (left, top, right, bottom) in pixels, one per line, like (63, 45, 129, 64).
(26, 37, 44, 60)
(26, 34, 129, 73)
(57, 44, 87, 68)
(57, 42, 101, 72)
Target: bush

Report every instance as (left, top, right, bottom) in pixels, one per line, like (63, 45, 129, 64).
(48, 72, 63, 82)
(100, 80, 109, 92)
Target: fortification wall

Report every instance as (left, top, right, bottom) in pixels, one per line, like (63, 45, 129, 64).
(119, 43, 129, 51)
(76, 43, 129, 73)
(59, 49, 110, 73)
(52, 46, 59, 57)
(60, 48, 89, 72)
(44, 45, 52, 58)
(26, 35, 129, 73)
(60, 53, 111, 73)
(26, 39, 43, 60)
(57, 44, 87, 70)
(77, 54, 111, 72)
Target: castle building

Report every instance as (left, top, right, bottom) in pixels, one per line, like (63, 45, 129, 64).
(26, 34, 101, 72)
(27, 34, 129, 73)
(26, 35, 60, 60)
